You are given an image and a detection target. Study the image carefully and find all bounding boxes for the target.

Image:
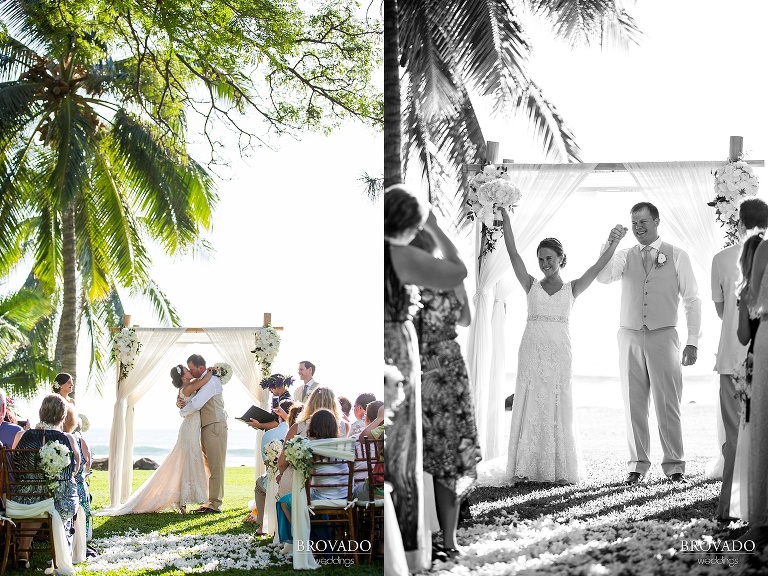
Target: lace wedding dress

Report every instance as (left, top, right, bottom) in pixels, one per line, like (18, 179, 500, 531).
(96, 390, 209, 515)
(485, 280, 585, 485)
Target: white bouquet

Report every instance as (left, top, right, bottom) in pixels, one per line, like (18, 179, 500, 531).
(78, 413, 90, 433)
(39, 440, 72, 490)
(709, 159, 760, 247)
(467, 165, 522, 255)
(263, 439, 283, 482)
(283, 436, 314, 482)
(212, 362, 233, 385)
(112, 327, 142, 381)
(733, 352, 754, 424)
(251, 326, 280, 375)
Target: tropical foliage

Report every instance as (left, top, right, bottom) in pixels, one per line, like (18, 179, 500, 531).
(384, 0, 641, 224)
(0, 0, 383, 392)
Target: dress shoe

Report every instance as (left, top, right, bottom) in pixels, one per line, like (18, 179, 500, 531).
(86, 546, 98, 558)
(668, 473, 687, 483)
(624, 472, 643, 485)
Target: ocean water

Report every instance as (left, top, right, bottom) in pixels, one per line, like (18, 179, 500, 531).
(86, 420, 260, 468)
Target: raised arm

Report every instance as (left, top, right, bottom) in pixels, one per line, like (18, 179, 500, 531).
(182, 370, 213, 397)
(499, 207, 534, 292)
(390, 211, 467, 290)
(572, 225, 628, 299)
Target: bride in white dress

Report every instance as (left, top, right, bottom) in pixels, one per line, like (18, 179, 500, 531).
(96, 366, 211, 515)
(496, 208, 627, 484)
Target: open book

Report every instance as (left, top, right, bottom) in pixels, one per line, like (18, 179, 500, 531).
(236, 405, 278, 424)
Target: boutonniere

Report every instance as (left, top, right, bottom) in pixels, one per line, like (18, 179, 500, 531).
(656, 252, 667, 268)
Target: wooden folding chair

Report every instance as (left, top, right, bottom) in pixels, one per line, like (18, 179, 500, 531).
(306, 449, 357, 563)
(0, 447, 57, 576)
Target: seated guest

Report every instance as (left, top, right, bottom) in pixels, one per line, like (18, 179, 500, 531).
(276, 409, 349, 553)
(276, 387, 348, 499)
(11, 394, 80, 569)
(350, 393, 376, 436)
(287, 403, 304, 427)
(353, 402, 385, 500)
(0, 389, 23, 446)
(248, 399, 292, 533)
(339, 396, 353, 425)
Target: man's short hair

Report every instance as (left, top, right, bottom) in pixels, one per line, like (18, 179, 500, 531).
(300, 360, 315, 375)
(355, 392, 376, 409)
(0, 388, 6, 409)
(366, 400, 384, 423)
(187, 354, 206, 368)
(630, 202, 660, 220)
(740, 198, 768, 230)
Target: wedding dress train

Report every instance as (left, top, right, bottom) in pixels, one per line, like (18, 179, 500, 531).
(96, 391, 209, 515)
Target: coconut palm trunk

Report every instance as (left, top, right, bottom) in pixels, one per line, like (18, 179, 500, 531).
(55, 204, 78, 387)
(383, 0, 402, 188)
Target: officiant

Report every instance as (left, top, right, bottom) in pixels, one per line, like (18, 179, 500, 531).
(246, 374, 295, 431)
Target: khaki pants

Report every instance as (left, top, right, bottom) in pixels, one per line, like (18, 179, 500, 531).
(201, 421, 228, 510)
(618, 327, 685, 476)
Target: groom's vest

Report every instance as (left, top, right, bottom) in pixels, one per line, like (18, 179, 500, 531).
(620, 242, 679, 330)
(200, 393, 226, 427)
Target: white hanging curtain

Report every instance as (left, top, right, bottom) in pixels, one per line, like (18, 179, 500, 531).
(624, 161, 722, 280)
(467, 163, 598, 459)
(109, 328, 186, 505)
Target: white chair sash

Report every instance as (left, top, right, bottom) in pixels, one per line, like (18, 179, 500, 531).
(5, 498, 74, 575)
(291, 437, 356, 570)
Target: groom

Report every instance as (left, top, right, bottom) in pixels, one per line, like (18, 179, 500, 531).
(598, 202, 701, 485)
(179, 353, 228, 513)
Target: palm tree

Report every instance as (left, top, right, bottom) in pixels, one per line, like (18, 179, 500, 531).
(385, 0, 641, 222)
(0, 286, 60, 398)
(0, 4, 216, 390)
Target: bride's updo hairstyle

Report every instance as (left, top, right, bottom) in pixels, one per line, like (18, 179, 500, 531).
(170, 365, 185, 388)
(307, 409, 339, 440)
(384, 185, 428, 243)
(538, 238, 567, 268)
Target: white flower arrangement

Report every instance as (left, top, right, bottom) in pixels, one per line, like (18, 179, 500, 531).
(78, 413, 90, 433)
(251, 326, 280, 375)
(467, 164, 522, 256)
(112, 327, 142, 381)
(283, 436, 314, 483)
(211, 362, 233, 385)
(263, 439, 283, 483)
(39, 440, 72, 490)
(709, 159, 760, 247)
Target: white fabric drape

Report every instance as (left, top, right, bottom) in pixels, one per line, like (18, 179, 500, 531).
(467, 164, 597, 459)
(624, 161, 725, 469)
(6, 498, 74, 575)
(291, 437, 356, 570)
(109, 328, 185, 505)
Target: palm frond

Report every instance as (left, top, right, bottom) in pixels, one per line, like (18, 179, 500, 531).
(359, 171, 383, 202)
(0, 346, 60, 400)
(525, 0, 643, 49)
(137, 281, 182, 327)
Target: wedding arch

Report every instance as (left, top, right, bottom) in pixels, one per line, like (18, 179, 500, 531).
(107, 313, 282, 507)
(465, 137, 765, 460)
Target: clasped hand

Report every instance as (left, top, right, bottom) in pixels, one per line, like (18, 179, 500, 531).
(607, 224, 628, 244)
(681, 345, 698, 366)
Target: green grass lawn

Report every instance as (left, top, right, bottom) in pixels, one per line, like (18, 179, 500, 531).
(3, 466, 383, 575)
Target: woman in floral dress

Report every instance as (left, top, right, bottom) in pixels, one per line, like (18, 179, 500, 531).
(384, 185, 468, 572)
(411, 230, 481, 556)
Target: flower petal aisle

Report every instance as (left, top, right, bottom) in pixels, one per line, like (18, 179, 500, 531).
(80, 531, 289, 572)
(434, 404, 768, 575)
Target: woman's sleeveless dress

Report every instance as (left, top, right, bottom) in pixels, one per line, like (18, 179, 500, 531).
(95, 390, 208, 514)
(748, 263, 768, 526)
(506, 280, 585, 484)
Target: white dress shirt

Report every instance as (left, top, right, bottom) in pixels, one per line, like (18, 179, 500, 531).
(597, 237, 702, 347)
(180, 371, 223, 416)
